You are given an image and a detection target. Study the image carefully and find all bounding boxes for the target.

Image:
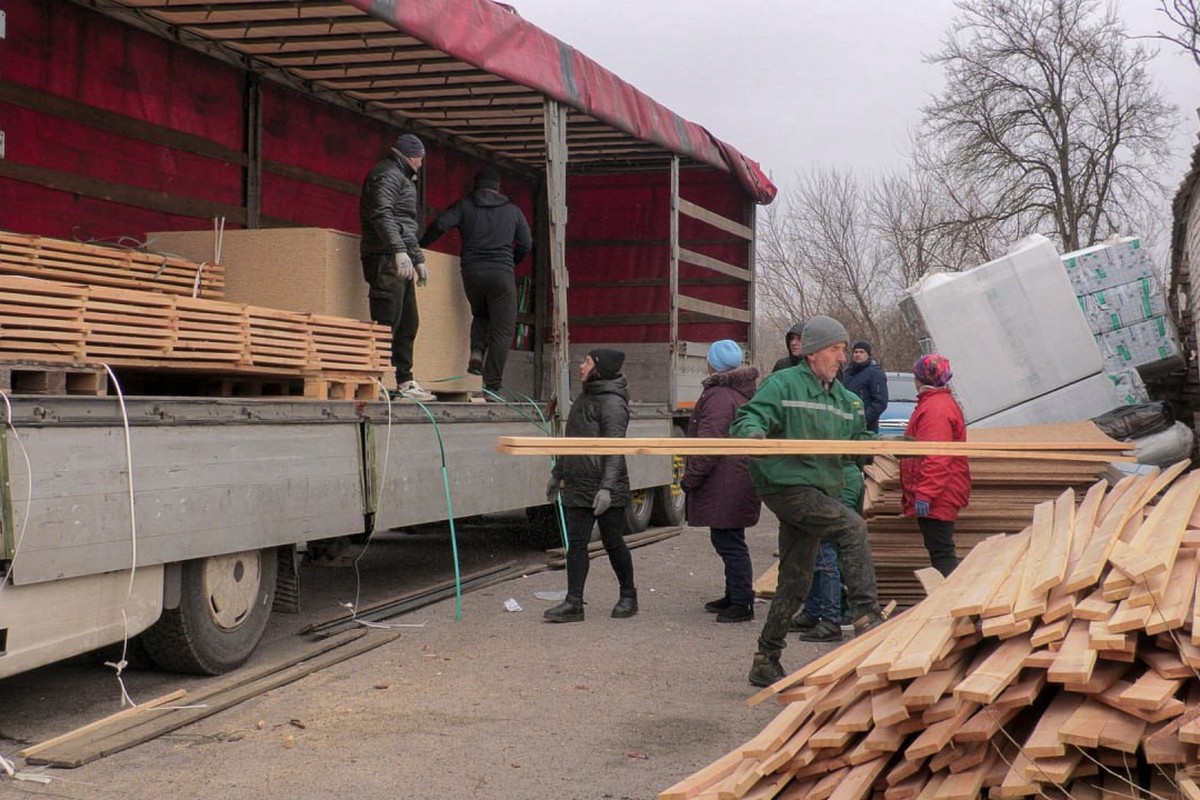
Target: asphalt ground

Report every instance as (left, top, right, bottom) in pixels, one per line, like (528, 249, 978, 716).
(0, 510, 848, 800)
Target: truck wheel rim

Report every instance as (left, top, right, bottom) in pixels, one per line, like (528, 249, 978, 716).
(202, 550, 262, 631)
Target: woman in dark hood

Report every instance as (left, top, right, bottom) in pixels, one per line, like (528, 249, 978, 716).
(542, 349, 638, 622)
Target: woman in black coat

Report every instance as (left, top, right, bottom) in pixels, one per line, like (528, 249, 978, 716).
(682, 340, 761, 622)
(543, 348, 637, 623)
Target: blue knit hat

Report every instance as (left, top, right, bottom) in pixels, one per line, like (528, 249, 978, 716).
(394, 133, 426, 158)
(707, 339, 743, 372)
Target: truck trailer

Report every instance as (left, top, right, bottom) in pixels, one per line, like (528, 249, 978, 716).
(0, 0, 776, 678)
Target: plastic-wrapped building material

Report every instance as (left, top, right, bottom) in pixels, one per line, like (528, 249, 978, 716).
(900, 234, 1106, 424)
(1132, 421, 1195, 467)
(967, 373, 1123, 429)
(1105, 367, 1150, 405)
(1061, 238, 1183, 378)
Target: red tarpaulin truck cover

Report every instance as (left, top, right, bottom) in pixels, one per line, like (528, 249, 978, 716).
(343, 0, 778, 204)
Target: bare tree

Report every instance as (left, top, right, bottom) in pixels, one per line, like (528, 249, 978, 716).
(1152, 0, 1200, 67)
(921, 0, 1176, 252)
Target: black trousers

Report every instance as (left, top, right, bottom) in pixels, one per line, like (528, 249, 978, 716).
(363, 253, 419, 383)
(564, 505, 635, 600)
(917, 517, 958, 577)
(461, 269, 517, 391)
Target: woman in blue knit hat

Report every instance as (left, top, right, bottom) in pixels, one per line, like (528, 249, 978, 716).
(681, 339, 762, 622)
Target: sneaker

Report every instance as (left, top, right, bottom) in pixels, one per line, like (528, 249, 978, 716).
(788, 610, 819, 632)
(716, 604, 754, 623)
(704, 596, 733, 614)
(396, 380, 436, 402)
(467, 351, 484, 376)
(748, 652, 786, 688)
(851, 608, 887, 637)
(796, 618, 842, 642)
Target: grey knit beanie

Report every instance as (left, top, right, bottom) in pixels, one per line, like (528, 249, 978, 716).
(800, 315, 849, 356)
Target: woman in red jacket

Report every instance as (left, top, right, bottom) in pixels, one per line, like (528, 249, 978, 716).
(900, 354, 970, 576)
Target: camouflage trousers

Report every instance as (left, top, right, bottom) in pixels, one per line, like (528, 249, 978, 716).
(758, 485, 880, 659)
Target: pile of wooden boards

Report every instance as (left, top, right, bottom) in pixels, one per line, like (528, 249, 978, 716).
(661, 461, 1200, 800)
(0, 230, 225, 298)
(863, 423, 1125, 608)
(0, 274, 389, 377)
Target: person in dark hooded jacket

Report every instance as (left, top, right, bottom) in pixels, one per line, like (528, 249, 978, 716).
(420, 167, 533, 396)
(771, 321, 806, 373)
(841, 340, 888, 432)
(542, 349, 638, 623)
(682, 340, 761, 623)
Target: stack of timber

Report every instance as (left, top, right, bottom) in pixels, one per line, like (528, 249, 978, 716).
(661, 463, 1200, 800)
(0, 230, 225, 298)
(0, 274, 389, 385)
(864, 422, 1126, 608)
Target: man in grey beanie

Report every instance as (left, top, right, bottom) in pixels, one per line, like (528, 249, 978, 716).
(730, 315, 886, 687)
(359, 132, 435, 402)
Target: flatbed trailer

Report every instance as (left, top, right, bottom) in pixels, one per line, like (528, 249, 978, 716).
(0, 0, 774, 678)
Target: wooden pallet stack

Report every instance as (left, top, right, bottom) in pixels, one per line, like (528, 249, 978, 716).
(0, 228, 391, 398)
(0, 230, 225, 298)
(863, 423, 1123, 608)
(661, 462, 1200, 800)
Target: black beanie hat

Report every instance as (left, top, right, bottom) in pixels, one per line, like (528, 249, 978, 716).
(588, 348, 625, 380)
(474, 167, 501, 190)
(853, 340, 872, 356)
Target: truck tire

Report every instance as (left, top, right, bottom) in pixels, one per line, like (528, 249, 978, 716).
(142, 548, 278, 675)
(624, 489, 655, 533)
(651, 483, 685, 526)
(650, 432, 687, 527)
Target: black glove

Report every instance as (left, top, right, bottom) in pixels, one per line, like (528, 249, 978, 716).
(545, 476, 562, 502)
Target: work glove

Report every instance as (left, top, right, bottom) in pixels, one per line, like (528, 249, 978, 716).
(545, 475, 562, 502)
(744, 431, 766, 440)
(592, 488, 612, 516)
(914, 498, 931, 518)
(414, 260, 428, 287)
(393, 252, 417, 282)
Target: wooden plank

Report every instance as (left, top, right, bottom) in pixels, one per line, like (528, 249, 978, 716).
(950, 531, 1030, 617)
(1063, 471, 1160, 592)
(678, 247, 751, 282)
(1146, 549, 1199, 635)
(1023, 691, 1086, 758)
(676, 294, 752, 324)
(870, 685, 910, 728)
(678, 198, 754, 239)
(18, 689, 188, 758)
(954, 636, 1032, 703)
(904, 701, 978, 759)
(1047, 620, 1098, 684)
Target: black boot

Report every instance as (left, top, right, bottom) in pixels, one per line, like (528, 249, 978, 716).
(544, 596, 584, 623)
(611, 589, 638, 619)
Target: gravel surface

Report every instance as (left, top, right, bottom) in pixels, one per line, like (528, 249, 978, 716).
(0, 512, 846, 800)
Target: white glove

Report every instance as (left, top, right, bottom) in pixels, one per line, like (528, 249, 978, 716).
(415, 261, 429, 287)
(592, 488, 612, 516)
(393, 252, 417, 282)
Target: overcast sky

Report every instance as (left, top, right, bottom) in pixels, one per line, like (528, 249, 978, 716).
(510, 0, 1200, 200)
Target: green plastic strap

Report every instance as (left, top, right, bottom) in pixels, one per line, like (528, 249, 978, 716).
(405, 396, 465, 622)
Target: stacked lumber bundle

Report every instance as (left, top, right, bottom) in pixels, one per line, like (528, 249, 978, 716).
(0, 275, 388, 377)
(0, 230, 225, 299)
(864, 423, 1124, 608)
(661, 463, 1200, 800)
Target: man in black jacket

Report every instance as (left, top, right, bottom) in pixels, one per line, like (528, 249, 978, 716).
(359, 133, 435, 402)
(841, 340, 888, 432)
(770, 321, 805, 373)
(420, 167, 532, 397)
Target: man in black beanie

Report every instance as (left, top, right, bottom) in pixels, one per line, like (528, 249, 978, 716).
(359, 132, 435, 402)
(842, 339, 888, 433)
(420, 166, 532, 400)
(543, 347, 638, 622)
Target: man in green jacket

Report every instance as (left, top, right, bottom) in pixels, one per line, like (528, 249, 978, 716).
(730, 315, 886, 688)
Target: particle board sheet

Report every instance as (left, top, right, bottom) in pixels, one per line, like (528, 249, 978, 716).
(662, 464, 1200, 800)
(0, 230, 224, 298)
(0, 275, 388, 379)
